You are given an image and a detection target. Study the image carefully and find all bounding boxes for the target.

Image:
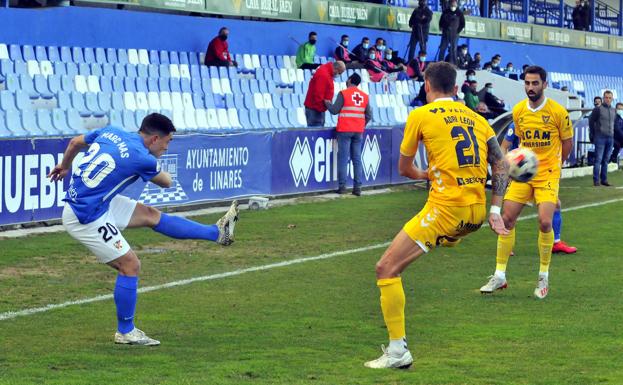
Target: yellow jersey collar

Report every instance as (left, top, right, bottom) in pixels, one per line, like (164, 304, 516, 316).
(434, 97, 454, 102)
(526, 97, 548, 113)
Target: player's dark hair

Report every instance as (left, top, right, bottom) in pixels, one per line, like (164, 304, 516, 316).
(466, 69, 476, 76)
(604, 90, 613, 96)
(362, 37, 369, 42)
(309, 31, 317, 38)
(341, 34, 349, 40)
(424, 62, 456, 94)
(525, 65, 547, 82)
(616, 102, 623, 108)
(218, 27, 228, 35)
(348, 73, 361, 86)
(594, 96, 602, 101)
(140, 113, 176, 136)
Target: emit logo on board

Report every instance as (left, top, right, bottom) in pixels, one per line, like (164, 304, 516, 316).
(139, 154, 188, 205)
(288, 135, 382, 187)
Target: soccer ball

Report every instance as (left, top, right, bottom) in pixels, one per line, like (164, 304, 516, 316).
(506, 148, 538, 183)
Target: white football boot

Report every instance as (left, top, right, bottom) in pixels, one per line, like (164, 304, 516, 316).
(534, 276, 549, 299)
(114, 328, 160, 346)
(216, 200, 239, 246)
(364, 345, 413, 369)
(480, 275, 508, 294)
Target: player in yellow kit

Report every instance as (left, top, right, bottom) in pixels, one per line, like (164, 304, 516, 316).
(479, 65, 573, 299)
(364, 62, 510, 369)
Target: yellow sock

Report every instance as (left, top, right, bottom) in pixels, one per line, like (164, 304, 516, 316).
(377, 277, 406, 340)
(538, 230, 554, 273)
(496, 228, 515, 272)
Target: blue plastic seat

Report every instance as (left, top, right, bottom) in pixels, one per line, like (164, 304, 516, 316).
(71, 47, 84, 63)
(0, 59, 12, 77)
(33, 75, 51, 95)
(124, 78, 136, 92)
(90, 63, 102, 77)
(84, 47, 95, 64)
(249, 109, 262, 129)
(104, 48, 117, 64)
(112, 76, 124, 92)
(122, 109, 138, 131)
(60, 46, 72, 62)
(36, 109, 59, 135)
(35, 46, 48, 61)
(159, 51, 169, 65)
(213, 94, 226, 109)
(50, 109, 71, 134)
(209, 66, 219, 78)
(240, 79, 251, 95)
(98, 76, 112, 93)
(218, 67, 228, 79)
(258, 110, 271, 128)
(71, 91, 87, 111)
(272, 94, 283, 109)
(78, 63, 90, 76)
(19, 75, 38, 97)
(192, 93, 203, 109)
(0, 91, 16, 111)
(14, 60, 28, 76)
(204, 93, 215, 109)
(281, 93, 292, 109)
(85, 92, 103, 113)
(268, 109, 283, 128)
(95, 47, 107, 64)
(233, 94, 245, 109)
(169, 78, 181, 93)
(225, 94, 234, 108)
(111, 92, 124, 110)
(98, 92, 112, 111)
(180, 78, 191, 93)
(136, 77, 148, 93)
(20, 109, 45, 136)
(244, 94, 255, 110)
(114, 63, 126, 77)
(5, 110, 29, 137)
(66, 109, 86, 133)
(201, 79, 212, 95)
(238, 108, 251, 129)
(47, 46, 60, 62)
(15, 90, 33, 111)
(148, 64, 159, 78)
(249, 79, 260, 94)
(191, 77, 202, 93)
(200, 66, 209, 79)
(117, 49, 129, 65)
(64, 62, 78, 78)
(126, 64, 138, 78)
(278, 109, 291, 128)
(22, 45, 35, 61)
(148, 77, 159, 92)
(159, 64, 170, 78)
(158, 78, 170, 92)
(137, 64, 148, 78)
(101, 63, 114, 77)
(0, 112, 11, 138)
(169, 51, 180, 65)
(149, 50, 159, 65)
(9, 44, 23, 61)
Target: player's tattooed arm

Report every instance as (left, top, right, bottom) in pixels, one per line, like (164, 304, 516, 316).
(486, 137, 510, 198)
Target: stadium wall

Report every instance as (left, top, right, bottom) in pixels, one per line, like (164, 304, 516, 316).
(0, 6, 622, 76)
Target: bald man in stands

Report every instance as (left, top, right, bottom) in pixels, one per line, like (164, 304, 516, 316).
(304, 61, 346, 127)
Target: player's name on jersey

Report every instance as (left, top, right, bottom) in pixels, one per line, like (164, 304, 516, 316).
(100, 132, 130, 159)
(443, 115, 476, 127)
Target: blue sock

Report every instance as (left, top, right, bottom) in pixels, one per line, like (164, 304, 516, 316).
(114, 275, 138, 334)
(153, 213, 219, 242)
(553, 209, 562, 242)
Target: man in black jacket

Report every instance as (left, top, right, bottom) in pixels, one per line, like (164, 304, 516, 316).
(437, 0, 465, 64)
(589, 90, 615, 186)
(572, 0, 590, 31)
(610, 102, 623, 163)
(407, 0, 433, 62)
(352, 37, 371, 64)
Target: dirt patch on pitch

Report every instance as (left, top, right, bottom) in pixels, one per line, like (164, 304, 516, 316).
(0, 265, 64, 279)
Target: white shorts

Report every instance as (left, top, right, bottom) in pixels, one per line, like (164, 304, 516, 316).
(62, 195, 138, 264)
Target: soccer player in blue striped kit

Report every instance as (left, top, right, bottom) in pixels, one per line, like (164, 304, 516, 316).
(49, 113, 239, 345)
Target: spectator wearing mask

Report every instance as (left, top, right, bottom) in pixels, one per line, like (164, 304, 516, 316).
(461, 69, 476, 94)
(468, 52, 482, 70)
(352, 37, 371, 63)
(464, 80, 480, 110)
(374, 38, 386, 61)
(204, 27, 238, 67)
(519, 64, 529, 80)
(484, 54, 502, 71)
(407, 50, 428, 81)
(589, 90, 615, 186)
(455, 44, 472, 69)
(325, 73, 372, 196)
(594, 96, 602, 107)
(505, 62, 514, 72)
(382, 48, 407, 74)
(364, 47, 386, 83)
(572, 0, 590, 31)
(481, 82, 506, 117)
(437, 0, 464, 64)
(334, 34, 362, 69)
(304, 61, 346, 127)
(296, 32, 320, 70)
(482, 62, 493, 71)
(407, 0, 433, 61)
(611, 102, 623, 163)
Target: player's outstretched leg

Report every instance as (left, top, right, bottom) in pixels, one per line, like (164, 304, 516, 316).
(480, 200, 523, 294)
(534, 202, 555, 299)
(151, 200, 239, 246)
(551, 200, 577, 254)
(365, 230, 422, 370)
(108, 252, 160, 346)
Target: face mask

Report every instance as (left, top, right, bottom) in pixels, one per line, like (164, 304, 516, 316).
(342, 41, 349, 47)
(487, 88, 494, 94)
(219, 34, 228, 41)
(467, 75, 475, 81)
(507, 66, 513, 71)
(419, 56, 427, 62)
(617, 110, 623, 118)
(369, 53, 376, 60)
(493, 61, 499, 66)
(363, 43, 370, 49)
(386, 54, 393, 60)
(450, 6, 457, 11)
(461, 50, 467, 55)
(309, 39, 317, 45)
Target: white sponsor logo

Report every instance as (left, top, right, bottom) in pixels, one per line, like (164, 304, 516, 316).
(289, 137, 314, 187)
(361, 136, 381, 181)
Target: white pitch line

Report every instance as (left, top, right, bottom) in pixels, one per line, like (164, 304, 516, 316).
(1, 197, 622, 322)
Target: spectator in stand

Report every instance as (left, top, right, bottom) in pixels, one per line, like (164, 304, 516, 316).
(374, 38, 386, 61)
(352, 37, 371, 64)
(335, 34, 361, 69)
(325, 73, 372, 196)
(365, 47, 386, 83)
(589, 90, 615, 186)
(407, 50, 428, 81)
(594, 96, 602, 107)
(476, 102, 496, 120)
(484, 54, 502, 71)
(437, 0, 465, 64)
(304, 61, 346, 127)
(519, 64, 529, 80)
(611, 102, 623, 163)
(505, 62, 514, 72)
(464, 80, 480, 110)
(461, 69, 476, 94)
(408, 0, 433, 61)
(481, 82, 506, 117)
(295, 32, 320, 70)
(204, 27, 238, 67)
(455, 44, 472, 69)
(382, 48, 408, 80)
(572, 0, 590, 31)
(468, 52, 482, 70)
(483, 62, 493, 71)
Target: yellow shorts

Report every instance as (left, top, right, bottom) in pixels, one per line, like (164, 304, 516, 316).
(403, 202, 486, 253)
(504, 178, 559, 205)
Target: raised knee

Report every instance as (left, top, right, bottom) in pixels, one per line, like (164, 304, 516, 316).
(375, 259, 399, 279)
(502, 215, 516, 229)
(539, 219, 553, 232)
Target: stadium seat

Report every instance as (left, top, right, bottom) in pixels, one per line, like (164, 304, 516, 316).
(123, 109, 139, 131)
(183, 108, 197, 130)
(5, 110, 29, 136)
(36, 46, 49, 62)
(238, 108, 251, 129)
(227, 108, 241, 129)
(296, 107, 306, 127)
(109, 110, 123, 127)
(211, 78, 223, 94)
(253, 93, 265, 109)
(36, 109, 59, 136)
(268, 109, 283, 129)
(195, 109, 208, 129)
(216, 108, 230, 129)
(258, 109, 270, 128)
(0, 91, 16, 111)
(206, 108, 219, 129)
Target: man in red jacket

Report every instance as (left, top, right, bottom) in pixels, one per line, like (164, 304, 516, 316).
(304, 61, 346, 127)
(204, 27, 238, 67)
(325, 73, 372, 196)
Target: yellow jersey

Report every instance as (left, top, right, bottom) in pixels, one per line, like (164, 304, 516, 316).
(512, 97, 573, 181)
(401, 99, 496, 206)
